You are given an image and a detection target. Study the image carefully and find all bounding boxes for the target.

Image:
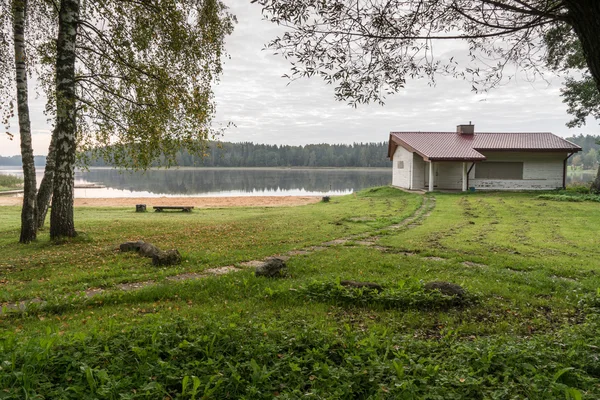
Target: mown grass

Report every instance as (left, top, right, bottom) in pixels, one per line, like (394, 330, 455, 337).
(0, 174, 23, 191)
(1, 187, 600, 399)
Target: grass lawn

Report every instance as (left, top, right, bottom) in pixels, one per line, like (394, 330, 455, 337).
(1, 187, 600, 399)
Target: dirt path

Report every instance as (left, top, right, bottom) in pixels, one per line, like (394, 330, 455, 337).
(0, 196, 321, 208)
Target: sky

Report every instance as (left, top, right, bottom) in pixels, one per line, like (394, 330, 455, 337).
(1, 0, 598, 157)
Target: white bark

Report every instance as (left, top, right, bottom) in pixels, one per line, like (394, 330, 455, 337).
(50, 0, 79, 239)
(13, 0, 38, 243)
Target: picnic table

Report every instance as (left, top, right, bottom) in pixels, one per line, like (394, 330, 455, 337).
(153, 206, 194, 212)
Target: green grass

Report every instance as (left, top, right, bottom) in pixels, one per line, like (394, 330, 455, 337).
(1, 187, 600, 399)
(0, 174, 23, 191)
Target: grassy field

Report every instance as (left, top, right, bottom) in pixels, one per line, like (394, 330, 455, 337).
(0, 174, 23, 192)
(1, 187, 600, 398)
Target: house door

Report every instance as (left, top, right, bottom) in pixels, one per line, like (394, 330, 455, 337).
(424, 162, 438, 188)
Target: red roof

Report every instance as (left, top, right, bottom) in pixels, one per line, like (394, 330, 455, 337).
(388, 132, 581, 161)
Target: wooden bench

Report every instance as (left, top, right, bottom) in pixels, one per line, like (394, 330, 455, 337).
(153, 206, 194, 213)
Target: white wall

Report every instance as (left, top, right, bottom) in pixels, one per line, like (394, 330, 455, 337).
(436, 162, 464, 190)
(392, 146, 413, 188)
(412, 153, 426, 190)
(469, 152, 568, 190)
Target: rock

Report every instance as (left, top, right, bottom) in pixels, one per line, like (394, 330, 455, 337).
(340, 280, 383, 291)
(255, 257, 287, 278)
(119, 241, 145, 252)
(424, 281, 465, 297)
(152, 249, 182, 266)
(139, 242, 161, 258)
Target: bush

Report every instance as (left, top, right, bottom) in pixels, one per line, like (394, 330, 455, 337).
(538, 193, 600, 203)
(565, 183, 591, 194)
(0, 174, 23, 190)
(300, 279, 474, 310)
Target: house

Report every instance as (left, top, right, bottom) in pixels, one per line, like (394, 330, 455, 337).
(388, 124, 581, 191)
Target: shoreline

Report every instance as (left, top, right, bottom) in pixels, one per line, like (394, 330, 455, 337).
(0, 196, 322, 208)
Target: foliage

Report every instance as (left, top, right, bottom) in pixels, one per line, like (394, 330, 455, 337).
(256, 0, 575, 105)
(537, 193, 600, 203)
(0, 0, 55, 136)
(301, 279, 474, 310)
(2, 190, 600, 398)
(545, 25, 600, 128)
(0, 315, 597, 399)
(70, 0, 236, 170)
(564, 183, 592, 194)
(0, 174, 23, 191)
(85, 141, 392, 168)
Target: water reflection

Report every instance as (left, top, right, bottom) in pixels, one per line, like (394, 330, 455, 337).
(1, 165, 595, 198)
(78, 168, 392, 197)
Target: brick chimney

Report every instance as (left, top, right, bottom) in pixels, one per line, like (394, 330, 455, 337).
(457, 122, 474, 135)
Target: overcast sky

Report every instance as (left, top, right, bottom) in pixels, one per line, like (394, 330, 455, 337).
(1, 0, 598, 157)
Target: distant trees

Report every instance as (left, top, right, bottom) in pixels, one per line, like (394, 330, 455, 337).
(85, 141, 392, 168)
(566, 134, 600, 169)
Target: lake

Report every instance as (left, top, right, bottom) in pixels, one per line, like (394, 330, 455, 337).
(0, 167, 392, 197)
(0, 166, 595, 197)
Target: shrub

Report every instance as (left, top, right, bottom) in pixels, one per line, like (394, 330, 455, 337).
(0, 174, 23, 190)
(300, 279, 474, 310)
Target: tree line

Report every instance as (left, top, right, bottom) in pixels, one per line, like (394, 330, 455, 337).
(566, 134, 600, 169)
(84, 141, 392, 168)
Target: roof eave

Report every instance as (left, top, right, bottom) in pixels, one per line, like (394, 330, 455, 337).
(427, 157, 486, 162)
(475, 148, 582, 153)
(389, 134, 431, 160)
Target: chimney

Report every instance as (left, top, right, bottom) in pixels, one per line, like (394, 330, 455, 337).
(457, 122, 474, 135)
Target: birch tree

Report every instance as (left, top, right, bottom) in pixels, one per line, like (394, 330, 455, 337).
(1, 0, 55, 243)
(48, 0, 234, 239)
(12, 0, 37, 242)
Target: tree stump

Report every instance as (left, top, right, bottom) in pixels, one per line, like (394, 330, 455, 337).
(255, 257, 287, 278)
(152, 249, 182, 266)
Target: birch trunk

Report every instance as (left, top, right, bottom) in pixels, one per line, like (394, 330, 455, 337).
(36, 130, 57, 228)
(50, 0, 79, 239)
(13, 0, 37, 243)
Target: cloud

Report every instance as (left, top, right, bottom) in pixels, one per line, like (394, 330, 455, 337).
(0, 1, 597, 157)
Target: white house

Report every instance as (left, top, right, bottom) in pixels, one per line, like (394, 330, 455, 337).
(388, 124, 581, 192)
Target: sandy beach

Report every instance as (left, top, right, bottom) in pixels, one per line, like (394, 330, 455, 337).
(0, 196, 321, 208)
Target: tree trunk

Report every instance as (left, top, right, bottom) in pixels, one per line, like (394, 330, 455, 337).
(564, 1, 600, 93)
(591, 164, 600, 194)
(13, 0, 37, 244)
(36, 130, 57, 228)
(564, 0, 600, 187)
(50, 0, 79, 240)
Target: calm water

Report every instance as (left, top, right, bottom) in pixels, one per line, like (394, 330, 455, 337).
(1, 166, 595, 197)
(0, 167, 392, 197)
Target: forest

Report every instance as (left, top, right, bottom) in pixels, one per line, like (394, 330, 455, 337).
(566, 134, 600, 169)
(1, 137, 597, 169)
(0, 142, 392, 168)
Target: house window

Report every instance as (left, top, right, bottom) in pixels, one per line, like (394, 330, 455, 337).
(397, 161, 404, 169)
(475, 162, 523, 180)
